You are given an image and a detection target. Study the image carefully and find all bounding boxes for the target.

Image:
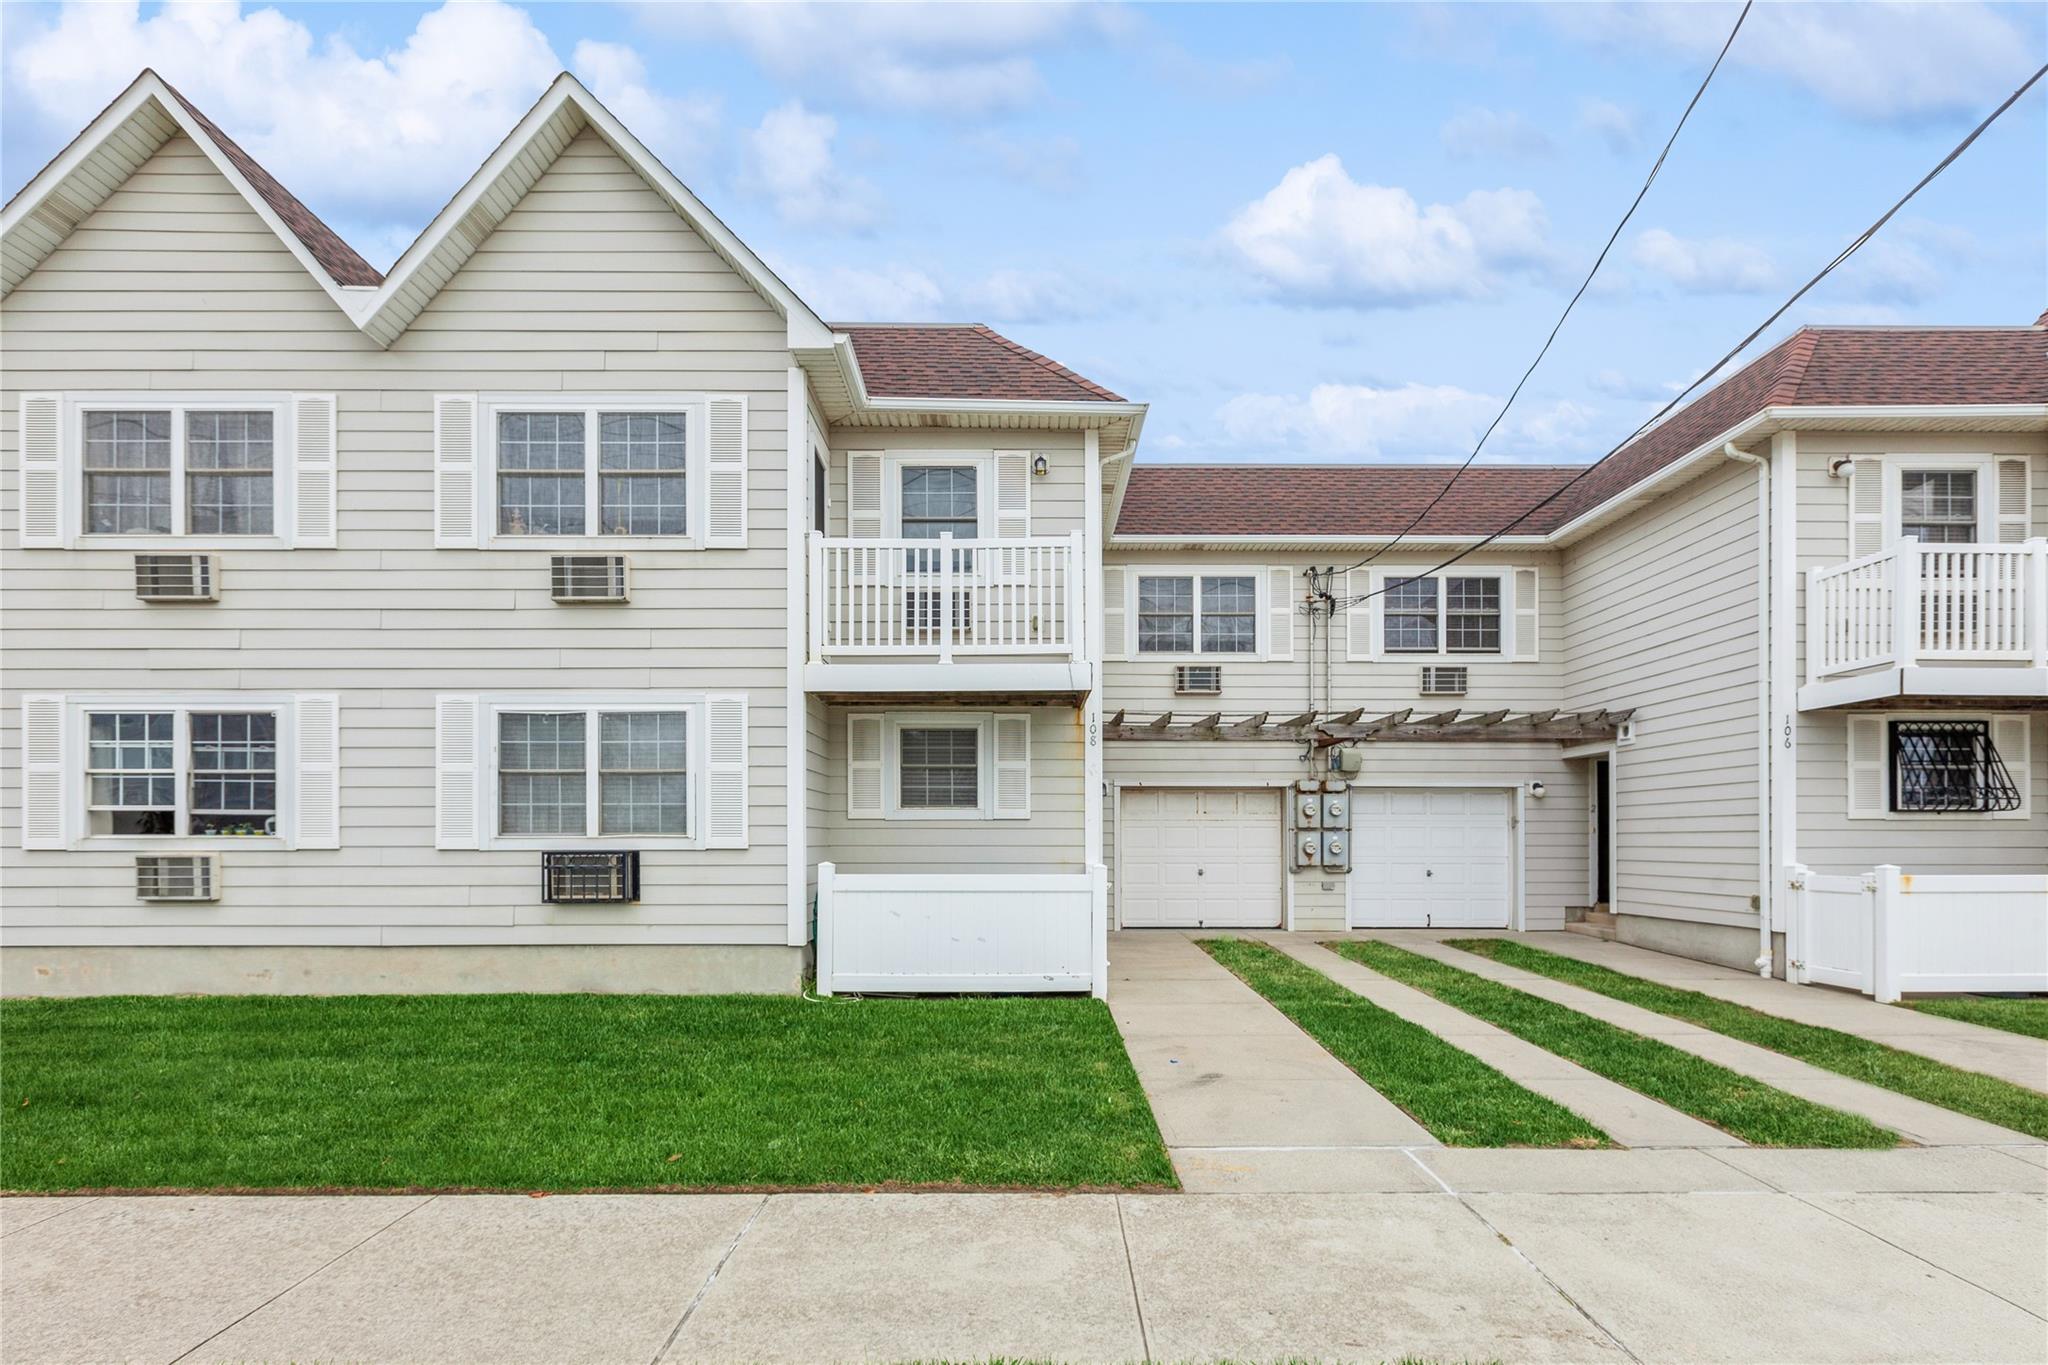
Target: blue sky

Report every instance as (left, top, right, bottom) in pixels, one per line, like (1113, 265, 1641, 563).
(3, 2, 2043, 466)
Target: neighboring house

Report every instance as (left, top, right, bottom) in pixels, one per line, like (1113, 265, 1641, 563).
(2, 72, 2041, 999)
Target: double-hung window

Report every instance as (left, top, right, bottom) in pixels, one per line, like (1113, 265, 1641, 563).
(85, 707, 278, 837)
(1136, 574, 1258, 655)
(1899, 470, 1978, 544)
(898, 725, 980, 810)
(495, 706, 691, 840)
(81, 404, 278, 537)
(1382, 573, 1503, 654)
(493, 403, 691, 541)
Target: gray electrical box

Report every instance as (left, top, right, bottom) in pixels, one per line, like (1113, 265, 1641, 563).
(1291, 778, 1352, 872)
(1320, 830, 1351, 872)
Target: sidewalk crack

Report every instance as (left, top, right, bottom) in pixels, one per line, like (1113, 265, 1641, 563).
(1114, 1194, 1154, 1364)
(650, 1192, 769, 1364)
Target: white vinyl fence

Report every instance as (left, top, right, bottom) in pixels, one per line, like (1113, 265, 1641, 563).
(814, 862, 1108, 997)
(1790, 864, 2048, 1002)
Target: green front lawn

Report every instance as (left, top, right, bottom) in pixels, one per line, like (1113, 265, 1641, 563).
(0, 993, 1174, 1193)
(1332, 941, 1898, 1148)
(1903, 995, 2048, 1041)
(1200, 939, 1608, 1147)
(1449, 939, 2048, 1139)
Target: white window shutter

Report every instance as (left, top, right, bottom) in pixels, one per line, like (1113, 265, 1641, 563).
(1992, 715, 2031, 819)
(1266, 567, 1294, 661)
(705, 693, 748, 847)
(18, 394, 64, 548)
(1101, 565, 1128, 660)
(846, 714, 884, 819)
(1849, 456, 1883, 557)
(1346, 569, 1375, 660)
(1512, 567, 1541, 661)
(434, 695, 482, 849)
(292, 394, 338, 548)
(292, 694, 341, 849)
(846, 451, 884, 539)
(20, 696, 66, 849)
(992, 713, 1031, 819)
(705, 397, 748, 548)
(433, 395, 480, 548)
(1846, 715, 1887, 819)
(1995, 458, 2030, 544)
(994, 450, 1031, 537)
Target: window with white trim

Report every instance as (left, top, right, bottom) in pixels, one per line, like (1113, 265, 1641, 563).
(80, 403, 279, 537)
(1890, 719, 2020, 814)
(492, 704, 693, 840)
(1899, 470, 1977, 544)
(85, 706, 278, 837)
(492, 403, 691, 539)
(845, 711, 1031, 821)
(1383, 573, 1503, 655)
(899, 725, 980, 810)
(1137, 574, 1258, 655)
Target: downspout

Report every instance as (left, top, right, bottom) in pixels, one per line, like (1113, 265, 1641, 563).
(1722, 442, 1774, 977)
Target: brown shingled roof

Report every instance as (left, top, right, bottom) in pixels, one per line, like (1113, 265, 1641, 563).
(1117, 325, 2046, 539)
(838, 324, 1124, 402)
(156, 73, 384, 287)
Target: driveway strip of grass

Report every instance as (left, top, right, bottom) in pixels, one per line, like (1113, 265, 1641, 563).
(1901, 996, 2048, 1042)
(0, 993, 1175, 1193)
(1449, 938, 2048, 1139)
(1198, 938, 1608, 1147)
(1330, 941, 1898, 1148)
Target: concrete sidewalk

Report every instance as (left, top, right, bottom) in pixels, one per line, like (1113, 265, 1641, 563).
(5, 1148, 2045, 1364)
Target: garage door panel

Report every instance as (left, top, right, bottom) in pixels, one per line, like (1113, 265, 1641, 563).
(1351, 787, 1513, 930)
(1120, 787, 1283, 929)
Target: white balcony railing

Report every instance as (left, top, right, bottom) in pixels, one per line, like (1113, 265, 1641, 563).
(1808, 539, 2048, 681)
(808, 531, 1083, 661)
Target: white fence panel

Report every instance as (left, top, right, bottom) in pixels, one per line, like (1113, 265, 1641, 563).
(1881, 870, 2048, 1001)
(816, 862, 1107, 997)
(1793, 866, 1873, 990)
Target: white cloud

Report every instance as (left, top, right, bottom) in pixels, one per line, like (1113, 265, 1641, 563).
(1214, 382, 1594, 461)
(740, 101, 881, 230)
(1439, 107, 1554, 160)
(1548, 3, 2039, 124)
(1826, 222, 1975, 305)
(959, 269, 1109, 324)
(1631, 228, 1777, 294)
(627, 2, 1105, 114)
(780, 261, 1108, 324)
(5, 0, 561, 228)
(781, 264, 947, 321)
(1220, 155, 1552, 308)
(1577, 97, 1641, 154)
(571, 40, 719, 172)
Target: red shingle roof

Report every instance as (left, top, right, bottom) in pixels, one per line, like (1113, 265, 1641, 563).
(156, 75, 385, 287)
(1118, 325, 2047, 539)
(838, 324, 1124, 402)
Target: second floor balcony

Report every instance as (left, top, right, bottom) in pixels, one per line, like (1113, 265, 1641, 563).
(1803, 539, 2048, 708)
(804, 531, 1090, 696)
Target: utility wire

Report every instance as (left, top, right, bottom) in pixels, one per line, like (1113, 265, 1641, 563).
(1343, 1, 1751, 575)
(1331, 57, 2048, 613)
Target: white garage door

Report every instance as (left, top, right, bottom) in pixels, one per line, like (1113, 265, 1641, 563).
(1350, 789, 1514, 929)
(1118, 788, 1284, 928)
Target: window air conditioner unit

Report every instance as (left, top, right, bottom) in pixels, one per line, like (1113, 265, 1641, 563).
(1420, 665, 1468, 697)
(551, 555, 630, 603)
(134, 554, 217, 602)
(542, 851, 641, 903)
(136, 854, 220, 902)
(1174, 665, 1223, 696)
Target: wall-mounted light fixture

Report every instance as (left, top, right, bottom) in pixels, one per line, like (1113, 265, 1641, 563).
(1031, 454, 1049, 478)
(1527, 780, 1547, 799)
(1828, 457, 1857, 479)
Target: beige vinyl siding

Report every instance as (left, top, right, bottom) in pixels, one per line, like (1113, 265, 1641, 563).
(1102, 741, 1583, 931)
(822, 428, 1087, 540)
(815, 703, 1083, 875)
(1561, 457, 1765, 927)
(1102, 548, 1564, 715)
(1, 129, 797, 947)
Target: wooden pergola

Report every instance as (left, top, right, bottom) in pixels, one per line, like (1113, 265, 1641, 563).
(1102, 706, 1634, 745)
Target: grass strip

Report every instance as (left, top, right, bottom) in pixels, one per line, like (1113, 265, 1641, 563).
(0, 993, 1174, 1193)
(1198, 938, 1608, 1147)
(1449, 939, 2048, 1141)
(1332, 940, 1898, 1148)
(1902, 996, 2048, 1042)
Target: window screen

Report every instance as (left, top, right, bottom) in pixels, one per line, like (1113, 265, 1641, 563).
(1445, 577, 1501, 653)
(1138, 576, 1195, 653)
(499, 712, 587, 834)
(84, 411, 172, 535)
(600, 711, 687, 835)
(186, 411, 275, 535)
(498, 413, 587, 535)
(599, 412, 686, 536)
(1200, 576, 1258, 653)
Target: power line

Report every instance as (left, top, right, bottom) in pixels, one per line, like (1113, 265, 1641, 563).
(1331, 56, 2048, 613)
(1342, 1, 1751, 576)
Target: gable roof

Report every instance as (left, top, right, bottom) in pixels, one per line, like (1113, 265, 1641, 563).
(837, 324, 1125, 403)
(1115, 324, 2047, 542)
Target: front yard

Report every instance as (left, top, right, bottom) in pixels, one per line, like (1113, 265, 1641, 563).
(0, 993, 1174, 1193)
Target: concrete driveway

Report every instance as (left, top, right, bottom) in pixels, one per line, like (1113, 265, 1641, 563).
(5, 1148, 2045, 1364)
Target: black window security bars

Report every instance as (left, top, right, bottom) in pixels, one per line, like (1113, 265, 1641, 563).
(1890, 720, 2020, 813)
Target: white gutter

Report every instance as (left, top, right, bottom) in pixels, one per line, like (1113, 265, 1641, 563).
(1722, 442, 1774, 978)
